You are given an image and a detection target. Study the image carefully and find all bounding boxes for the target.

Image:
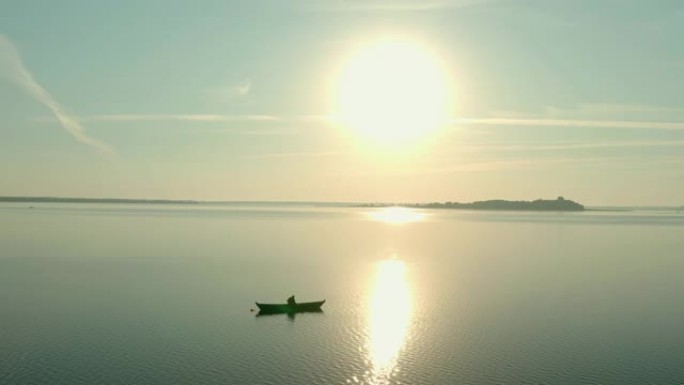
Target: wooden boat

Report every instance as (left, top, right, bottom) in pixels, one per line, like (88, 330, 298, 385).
(255, 300, 325, 314)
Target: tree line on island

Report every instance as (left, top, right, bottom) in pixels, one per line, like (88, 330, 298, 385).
(359, 197, 585, 211)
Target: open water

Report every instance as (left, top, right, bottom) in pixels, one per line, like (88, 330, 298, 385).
(1, 202, 683, 384)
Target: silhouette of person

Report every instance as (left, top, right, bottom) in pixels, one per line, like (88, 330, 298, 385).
(287, 295, 296, 305)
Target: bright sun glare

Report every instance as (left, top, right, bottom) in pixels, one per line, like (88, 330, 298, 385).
(333, 39, 451, 148)
(368, 207, 426, 224)
(367, 259, 411, 381)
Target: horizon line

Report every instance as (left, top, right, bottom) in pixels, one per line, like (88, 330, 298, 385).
(1, 195, 681, 209)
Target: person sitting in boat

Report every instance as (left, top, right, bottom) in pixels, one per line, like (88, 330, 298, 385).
(287, 295, 296, 306)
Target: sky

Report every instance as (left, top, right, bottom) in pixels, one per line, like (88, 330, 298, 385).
(2, 0, 683, 205)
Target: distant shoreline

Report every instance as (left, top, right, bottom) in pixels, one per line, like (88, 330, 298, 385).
(2, 196, 681, 213)
(0, 196, 199, 205)
(1, 196, 584, 211)
(0, 196, 339, 207)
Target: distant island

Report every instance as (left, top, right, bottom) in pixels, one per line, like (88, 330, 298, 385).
(359, 197, 585, 211)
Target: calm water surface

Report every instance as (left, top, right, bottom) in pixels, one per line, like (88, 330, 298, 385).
(1, 203, 683, 384)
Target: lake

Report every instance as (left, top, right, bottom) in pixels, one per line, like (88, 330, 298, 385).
(1, 202, 683, 384)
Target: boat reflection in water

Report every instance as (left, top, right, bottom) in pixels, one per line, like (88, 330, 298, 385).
(255, 308, 323, 320)
(364, 258, 412, 384)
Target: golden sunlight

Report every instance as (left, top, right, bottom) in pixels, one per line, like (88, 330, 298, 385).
(368, 206, 426, 224)
(333, 39, 452, 148)
(366, 259, 412, 383)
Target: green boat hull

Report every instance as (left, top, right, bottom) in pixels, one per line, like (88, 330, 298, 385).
(255, 300, 325, 314)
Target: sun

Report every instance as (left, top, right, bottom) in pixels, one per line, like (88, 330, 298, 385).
(332, 38, 452, 148)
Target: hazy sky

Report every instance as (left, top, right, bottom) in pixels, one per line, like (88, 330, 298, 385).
(2, 0, 683, 205)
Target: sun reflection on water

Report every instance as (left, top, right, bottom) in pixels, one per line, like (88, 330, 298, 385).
(368, 207, 425, 224)
(364, 259, 412, 384)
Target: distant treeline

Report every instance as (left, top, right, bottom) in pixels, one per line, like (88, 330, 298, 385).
(359, 197, 585, 211)
(0, 196, 198, 205)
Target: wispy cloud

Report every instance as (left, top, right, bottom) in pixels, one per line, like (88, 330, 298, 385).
(207, 79, 252, 103)
(204, 127, 302, 136)
(72, 114, 279, 123)
(0, 35, 113, 154)
(454, 140, 684, 153)
(479, 103, 684, 128)
(36, 113, 332, 126)
(32, 108, 684, 137)
(458, 118, 684, 130)
(85, 113, 681, 131)
(231, 79, 251, 96)
(244, 150, 342, 159)
(35, 113, 333, 136)
(543, 103, 684, 122)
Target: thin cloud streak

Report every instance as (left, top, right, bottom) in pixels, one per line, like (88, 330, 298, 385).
(547, 103, 684, 115)
(453, 140, 684, 152)
(32, 111, 684, 136)
(75, 114, 280, 123)
(244, 150, 342, 159)
(62, 114, 684, 131)
(205, 127, 301, 136)
(46, 114, 333, 124)
(459, 118, 684, 130)
(0, 35, 113, 154)
(35, 114, 332, 136)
